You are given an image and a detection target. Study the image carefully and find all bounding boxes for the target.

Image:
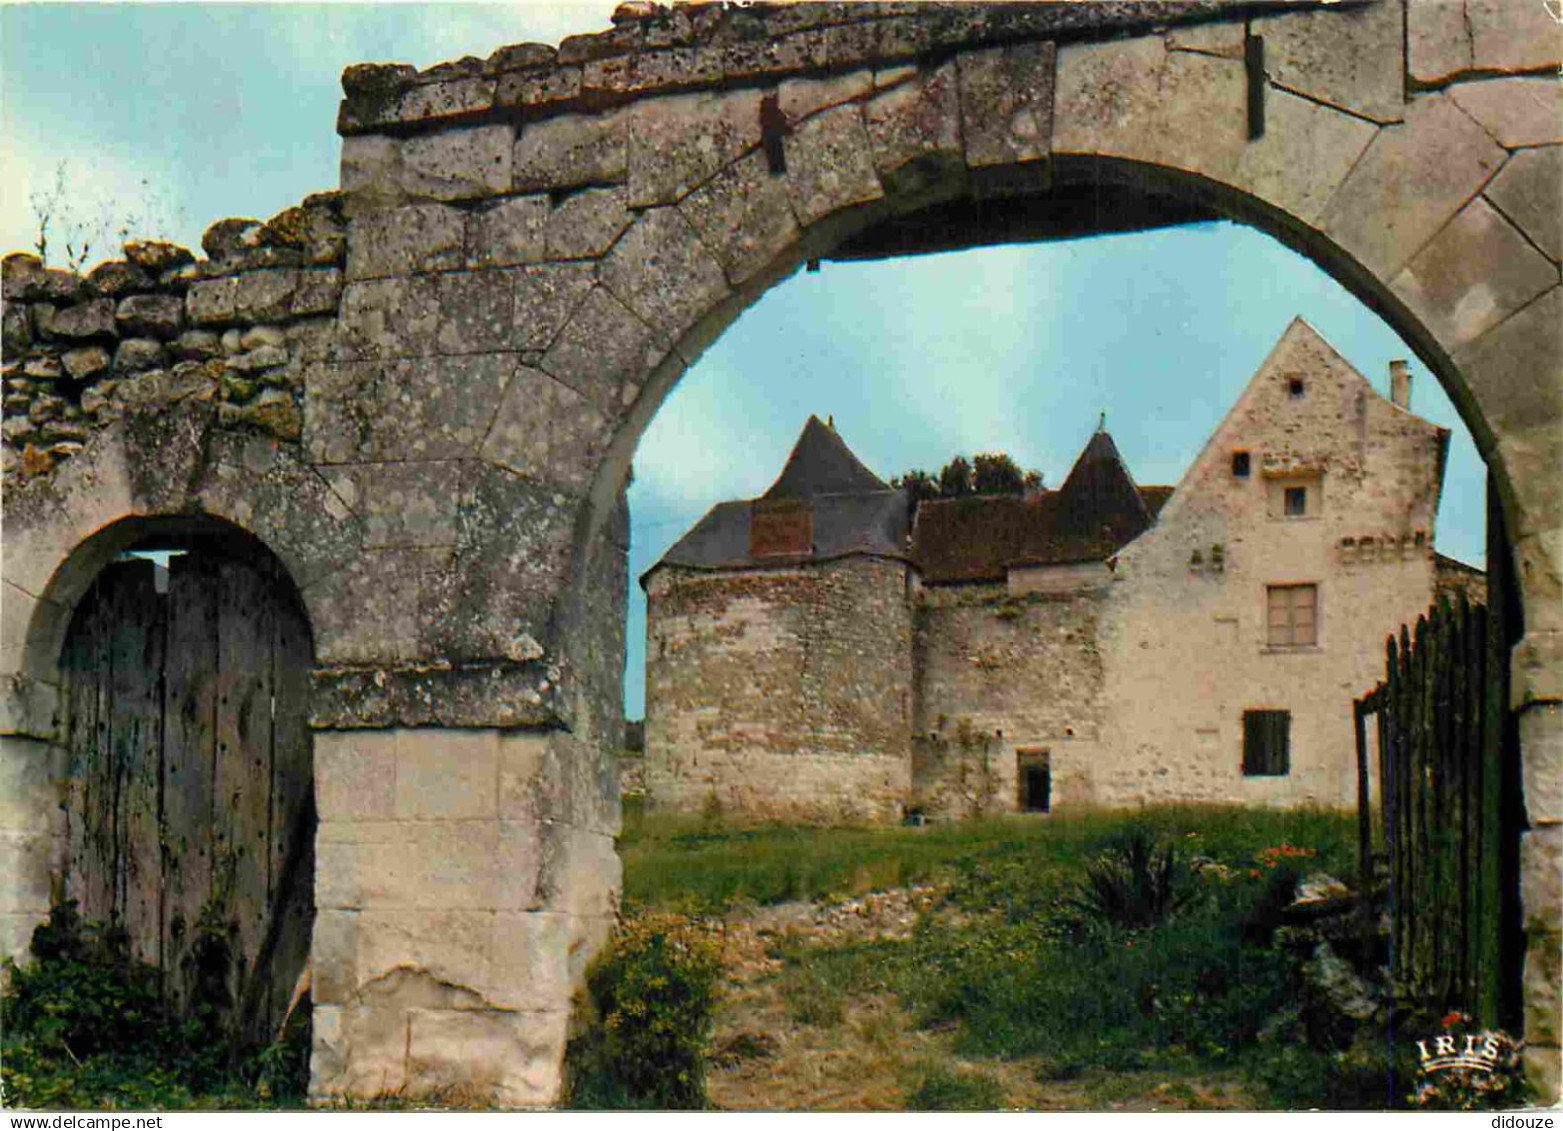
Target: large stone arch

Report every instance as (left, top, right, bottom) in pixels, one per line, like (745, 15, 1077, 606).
(2, 0, 1557, 1107)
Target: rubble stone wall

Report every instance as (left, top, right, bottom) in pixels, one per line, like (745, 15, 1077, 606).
(643, 556, 912, 822)
(911, 576, 1109, 819)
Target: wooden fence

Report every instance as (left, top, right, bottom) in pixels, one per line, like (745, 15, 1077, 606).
(1354, 592, 1523, 1029)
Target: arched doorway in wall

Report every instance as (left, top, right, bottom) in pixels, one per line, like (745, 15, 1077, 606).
(58, 517, 315, 1047)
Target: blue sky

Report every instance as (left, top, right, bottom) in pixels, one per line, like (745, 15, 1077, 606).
(1, 4, 1486, 719)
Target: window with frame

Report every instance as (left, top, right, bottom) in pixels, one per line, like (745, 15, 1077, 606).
(1267, 583, 1317, 647)
(1242, 710, 1291, 775)
(1231, 450, 1251, 477)
(1284, 486, 1307, 516)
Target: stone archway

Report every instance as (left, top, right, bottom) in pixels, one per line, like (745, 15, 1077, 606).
(3, 0, 1557, 1107)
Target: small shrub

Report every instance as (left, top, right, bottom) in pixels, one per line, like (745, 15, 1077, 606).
(566, 914, 723, 1110)
(1, 902, 308, 1110)
(1069, 825, 1195, 930)
(906, 1063, 1004, 1111)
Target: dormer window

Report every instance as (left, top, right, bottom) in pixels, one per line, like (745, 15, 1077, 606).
(1231, 451, 1251, 478)
(1287, 378, 1305, 399)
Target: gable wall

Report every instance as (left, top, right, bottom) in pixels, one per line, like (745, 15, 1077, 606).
(1097, 325, 1446, 807)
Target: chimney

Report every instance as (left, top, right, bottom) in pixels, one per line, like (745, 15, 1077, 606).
(1389, 360, 1411, 410)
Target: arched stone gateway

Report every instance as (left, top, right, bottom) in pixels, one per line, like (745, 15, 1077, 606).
(1, 0, 1557, 1107)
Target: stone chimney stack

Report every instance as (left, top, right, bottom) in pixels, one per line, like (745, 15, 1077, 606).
(1390, 360, 1411, 410)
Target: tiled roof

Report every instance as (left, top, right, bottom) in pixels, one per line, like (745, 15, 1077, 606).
(912, 429, 1162, 583)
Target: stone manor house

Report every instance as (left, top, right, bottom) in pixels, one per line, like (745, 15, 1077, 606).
(642, 318, 1481, 822)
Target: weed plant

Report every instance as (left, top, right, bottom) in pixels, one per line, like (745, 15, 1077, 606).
(0, 903, 309, 1110)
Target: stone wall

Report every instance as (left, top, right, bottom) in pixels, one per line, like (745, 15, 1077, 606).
(644, 556, 912, 822)
(3, 0, 1558, 1104)
(1098, 320, 1446, 809)
(2, 197, 348, 485)
(911, 573, 1108, 818)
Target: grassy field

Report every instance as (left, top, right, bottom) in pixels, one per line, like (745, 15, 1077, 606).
(613, 802, 1374, 1110)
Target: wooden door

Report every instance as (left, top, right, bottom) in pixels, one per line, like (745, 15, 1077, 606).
(62, 547, 314, 1047)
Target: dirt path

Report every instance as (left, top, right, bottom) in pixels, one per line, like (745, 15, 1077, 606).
(701, 888, 1253, 1112)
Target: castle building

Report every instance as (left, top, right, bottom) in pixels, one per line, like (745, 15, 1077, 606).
(641, 319, 1477, 822)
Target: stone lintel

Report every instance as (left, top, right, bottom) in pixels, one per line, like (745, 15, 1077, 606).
(311, 664, 564, 730)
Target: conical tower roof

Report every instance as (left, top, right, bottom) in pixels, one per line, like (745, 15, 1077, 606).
(761, 415, 890, 500)
(1055, 426, 1151, 535)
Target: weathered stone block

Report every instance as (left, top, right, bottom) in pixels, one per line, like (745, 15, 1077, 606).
(310, 910, 360, 1005)
(1520, 705, 1563, 825)
(0, 736, 64, 835)
(1514, 631, 1563, 711)
(48, 298, 116, 340)
(467, 195, 548, 268)
(232, 268, 298, 323)
(335, 276, 441, 360)
(345, 203, 465, 280)
(496, 65, 582, 109)
(86, 260, 150, 297)
(406, 1008, 567, 1107)
(677, 151, 799, 287)
(1254, 0, 1404, 123)
(0, 911, 48, 968)
(511, 262, 596, 354)
(626, 88, 761, 207)
(1453, 286, 1562, 443)
(425, 462, 580, 663)
(540, 285, 667, 411)
(306, 547, 452, 666)
(304, 352, 514, 464)
(601, 206, 731, 340)
(356, 908, 492, 997)
(1054, 36, 1246, 183)
(957, 40, 1055, 168)
(535, 825, 620, 919)
(319, 460, 464, 550)
(863, 60, 963, 195)
(1450, 78, 1561, 150)
(779, 68, 873, 125)
(1391, 196, 1559, 352)
(60, 346, 111, 381)
(0, 829, 52, 914)
(1231, 86, 1379, 228)
(1407, 0, 1471, 84)
(1486, 146, 1563, 264)
(437, 270, 515, 354)
(1522, 822, 1562, 933)
(543, 187, 632, 261)
(394, 728, 499, 819)
(1469, 0, 1562, 75)
(290, 267, 344, 317)
(479, 366, 609, 492)
(308, 1002, 409, 1098)
(783, 102, 884, 227)
(339, 134, 402, 197)
(314, 731, 397, 822)
(1318, 93, 1507, 283)
(115, 293, 184, 338)
(1, 301, 29, 359)
(512, 109, 627, 192)
(173, 328, 222, 361)
(112, 338, 165, 373)
(486, 911, 570, 1009)
(401, 125, 514, 202)
(187, 277, 240, 326)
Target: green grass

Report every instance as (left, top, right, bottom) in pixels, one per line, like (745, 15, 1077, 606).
(619, 803, 1357, 914)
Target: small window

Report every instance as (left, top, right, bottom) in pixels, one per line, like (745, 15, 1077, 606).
(1284, 486, 1307, 516)
(1287, 378, 1306, 399)
(1231, 451, 1251, 477)
(1267, 583, 1318, 647)
(1243, 710, 1291, 776)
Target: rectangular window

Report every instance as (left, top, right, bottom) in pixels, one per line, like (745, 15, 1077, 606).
(1267, 583, 1318, 647)
(1284, 486, 1307, 516)
(1231, 451, 1251, 477)
(1243, 710, 1291, 775)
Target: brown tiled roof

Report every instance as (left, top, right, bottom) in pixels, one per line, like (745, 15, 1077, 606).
(912, 430, 1162, 583)
(643, 417, 909, 584)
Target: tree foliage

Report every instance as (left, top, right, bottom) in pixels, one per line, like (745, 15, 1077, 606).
(892, 452, 1043, 522)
